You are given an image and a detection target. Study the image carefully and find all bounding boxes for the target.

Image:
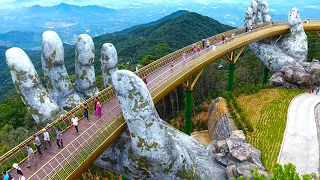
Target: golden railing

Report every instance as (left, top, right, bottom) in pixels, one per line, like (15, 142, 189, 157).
(0, 19, 252, 173)
(1, 20, 320, 178)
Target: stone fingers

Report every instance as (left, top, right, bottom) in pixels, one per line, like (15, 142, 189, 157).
(75, 34, 99, 98)
(111, 70, 166, 154)
(6, 48, 65, 123)
(42, 30, 84, 109)
(101, 43, 118, 88)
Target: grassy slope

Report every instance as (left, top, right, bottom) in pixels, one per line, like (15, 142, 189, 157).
(237, 88, 305, 172)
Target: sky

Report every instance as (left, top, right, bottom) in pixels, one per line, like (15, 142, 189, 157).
(0, 0, 317, 9)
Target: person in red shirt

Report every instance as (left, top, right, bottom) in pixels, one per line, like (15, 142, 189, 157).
(222, 35, 225, 43)
(213, 36, 217, 44)
(197, 45, 201, 52)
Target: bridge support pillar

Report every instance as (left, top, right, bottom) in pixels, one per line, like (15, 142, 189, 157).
(227, 62, 235, 92)
(225, 47, 246, 92)
(182, 69, 204, 135)
(262, 66, 269, 85)
(184, 89, 193, 135)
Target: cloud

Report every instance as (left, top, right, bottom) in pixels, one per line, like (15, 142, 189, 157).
(304, 5, 318, 9)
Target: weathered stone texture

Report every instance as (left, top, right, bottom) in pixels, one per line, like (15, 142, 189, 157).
(208, 97, 234, 141)
(41, 30, 83, 108)
(75, 34, 99, 98)
(100, 43, 118, 87)
(270, 60, 320, 88)
(94, 70, 227, 179)
(6, 47, 65, 123)
(245, 1, 308, 71)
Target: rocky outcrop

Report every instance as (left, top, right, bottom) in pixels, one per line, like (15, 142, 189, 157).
(6, 47, 65, 123)
(75, 34, 99, 98)
(100, 43, 118, 87)
(208, 97, 234, 141)
(270, 60, 320, 88)
(41, 31, 83, 109)
(207, 97, 269, 179)
(245, 1, 308, 71)
(210, 130, 269, 180)
(94, 70, 227, 179)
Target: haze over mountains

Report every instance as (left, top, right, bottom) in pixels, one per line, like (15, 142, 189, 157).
(0, 11, 233, 100)
(1, 1, 319, 49)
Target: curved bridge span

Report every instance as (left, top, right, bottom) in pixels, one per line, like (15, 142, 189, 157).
(1, 20, 320, 179)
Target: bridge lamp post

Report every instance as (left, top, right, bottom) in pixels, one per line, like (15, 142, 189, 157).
(182, 69, 204, 135)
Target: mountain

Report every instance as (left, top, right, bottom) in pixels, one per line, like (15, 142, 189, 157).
(0, 3, 173, 46)
(0, 11, 234, 101)
(92, 12, 234, 64)
(0, 31, 42, 49)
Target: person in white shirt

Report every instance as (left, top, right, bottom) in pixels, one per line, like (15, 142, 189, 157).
(71, 115, 79, 133)
(206, 40, 210, 48)
(42, 129, 51, 149)
(26, 145, 35, 168)
(18, 171, 26, 180)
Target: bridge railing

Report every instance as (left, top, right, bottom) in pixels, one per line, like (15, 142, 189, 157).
(0, 85, 117, 172)
(0, 20, 302, 173)
(0, 20, 278, 173)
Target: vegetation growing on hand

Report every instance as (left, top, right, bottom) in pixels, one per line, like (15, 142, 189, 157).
(234, 163, 319, 180)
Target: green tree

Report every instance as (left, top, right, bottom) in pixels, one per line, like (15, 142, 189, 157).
(155, 43, 169, 58)
(138, 55, 158, 66)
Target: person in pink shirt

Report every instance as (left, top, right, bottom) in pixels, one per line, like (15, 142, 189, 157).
(96, 99, 102, 117)
(197, 45, 201, 53)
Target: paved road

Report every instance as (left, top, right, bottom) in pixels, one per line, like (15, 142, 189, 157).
(278, 93, 320, 175)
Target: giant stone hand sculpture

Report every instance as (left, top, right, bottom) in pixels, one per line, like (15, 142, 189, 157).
(245, 0, 308, 71)
(5, 31, 109, 123)
(94, 70, 227, 179)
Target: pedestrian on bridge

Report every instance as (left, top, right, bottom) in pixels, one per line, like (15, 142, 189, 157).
(96, 99, 102, 117)
(202, 39, 205, 48)
(222, 35, 225, 43)
(13, 163, 23, 176)
(56, 128, 63, 149)
(2, 171, 11, 180)
(197, 45, 201, 53)
(26, 145, 35, 168)
(170, 60, 174, 72)
(33, 134, 42, 157)
(17, 171, 26, 180)
(231, 32, 235, 40)
(250, 24, 253, 32)
(213, 36, 217, 44)
(245, 25, 248, 33)
(94, 97, 98, 114)
(192, 44, 196, 54)
(143, 76, 148, 84)
(206, 40, 210, 48)
(316, 87, 319, 95)
(84, 103, 89, 121)
(71, 115, 79, 133)
(42, 128, 51, 149)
